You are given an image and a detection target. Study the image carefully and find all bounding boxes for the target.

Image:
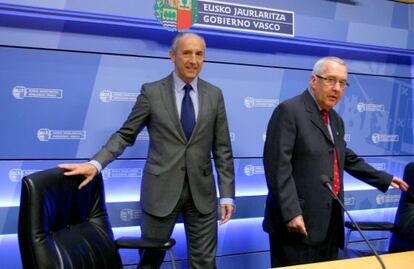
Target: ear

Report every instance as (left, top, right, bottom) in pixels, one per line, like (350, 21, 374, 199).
(310, 74, 317, 88)
(169, 49, 176, 63)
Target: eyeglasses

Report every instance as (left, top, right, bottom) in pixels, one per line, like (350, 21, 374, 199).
(315, 75, 349, 89)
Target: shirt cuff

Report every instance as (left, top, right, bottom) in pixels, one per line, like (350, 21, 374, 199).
(220, 198, 234, 206)
(88, 160, 102, 173)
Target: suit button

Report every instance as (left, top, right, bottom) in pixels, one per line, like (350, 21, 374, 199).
(181, 167, 186, 171)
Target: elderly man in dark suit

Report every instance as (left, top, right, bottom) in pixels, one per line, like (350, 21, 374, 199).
(59, 32, 235, 269)
(263, 56, 408, 267)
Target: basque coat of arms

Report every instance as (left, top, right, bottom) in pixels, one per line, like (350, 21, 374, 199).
(155, 0, 198, 31)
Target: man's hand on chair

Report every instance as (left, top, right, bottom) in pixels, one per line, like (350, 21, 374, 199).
(58, 163, 98, 189)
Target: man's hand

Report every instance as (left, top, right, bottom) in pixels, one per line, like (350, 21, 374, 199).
(220, 204, 234, 225)
(391, 176, 409, 192)
(286, 215, 308, 236)
(58, 163, 98, 189)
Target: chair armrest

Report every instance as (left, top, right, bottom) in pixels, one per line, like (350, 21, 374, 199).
(345, 221, 394, 231)
(115, 236, 176, 250)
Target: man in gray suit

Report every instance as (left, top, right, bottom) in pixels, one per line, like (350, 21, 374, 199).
(59, 32, 235, 269)
(263, 56, 408, 267)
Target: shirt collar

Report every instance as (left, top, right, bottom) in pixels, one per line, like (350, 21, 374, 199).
(308, 87, 323, 111)
(173, 72, 198, 94)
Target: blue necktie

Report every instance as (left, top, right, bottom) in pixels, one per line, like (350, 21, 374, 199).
(181, 84, 195, 140)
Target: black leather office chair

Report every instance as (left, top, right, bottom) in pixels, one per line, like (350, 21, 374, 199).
(18, 167, 177, 269)
(345, 162, 414, 252)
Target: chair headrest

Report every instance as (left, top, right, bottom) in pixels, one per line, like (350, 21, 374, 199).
(20, 167, 105, 233)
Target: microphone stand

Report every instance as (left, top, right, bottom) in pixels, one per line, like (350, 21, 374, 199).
(321, 175, 386, 269)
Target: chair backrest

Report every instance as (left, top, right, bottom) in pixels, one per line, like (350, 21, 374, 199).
(18, 167, 123, 269)
(389, 162, 414, 252)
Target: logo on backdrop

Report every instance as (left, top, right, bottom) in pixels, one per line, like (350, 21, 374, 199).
(244, 97, 278, 108)
(101, 168, 143, 180)
(376, 194, 400, 205)
(368, 162, 386, 171)
(244, 165, 264, 176)
(356, 102, 385, 112)
(37, 128, 86, 142)
(13, 86, 63, 99)
(154, 0, 294, 36)
(344, 196, 356, 206)
(155, 0, 198, 31)
(136, 130, 150, 141)
(99, 90, 139, 103)
(371, 133, 399, 144)
(8, 168, 40, 182)
(120, 208, 142, 222)
(230, 132, 235, 142)
(344, 133, 351, 142)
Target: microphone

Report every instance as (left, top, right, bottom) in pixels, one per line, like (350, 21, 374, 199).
(320, 175, 386, 269)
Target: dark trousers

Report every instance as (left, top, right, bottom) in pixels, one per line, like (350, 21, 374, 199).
(269, 200, 342, 267)
(137, 178, 217, 269)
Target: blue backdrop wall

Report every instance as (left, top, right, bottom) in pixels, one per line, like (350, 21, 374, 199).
(0, 1, 413, 268)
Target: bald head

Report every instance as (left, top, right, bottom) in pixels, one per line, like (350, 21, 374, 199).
(171, 32, 206, 52)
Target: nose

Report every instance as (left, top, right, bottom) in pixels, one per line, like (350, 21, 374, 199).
(332, 81, 341, 91)
(188, 53, 197, 63)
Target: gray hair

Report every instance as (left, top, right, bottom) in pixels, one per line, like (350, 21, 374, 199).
(312, 56, 347, 75)
(171, 32, 206, 52)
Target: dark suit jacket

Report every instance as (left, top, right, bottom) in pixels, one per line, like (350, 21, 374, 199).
(263, 90, 392, 247)
(92, 74, 235, 217)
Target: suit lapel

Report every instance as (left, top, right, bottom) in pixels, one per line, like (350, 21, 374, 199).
(329, 112, 342, 146)
(187, 79, 208, 143)
(329, 111, 344, 165)
(303, 90, 334, 145)
(160, 74, 187, 143)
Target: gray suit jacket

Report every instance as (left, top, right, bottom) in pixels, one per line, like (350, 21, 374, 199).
(263, 90, 392, 247)
(93, 74, 235, 217)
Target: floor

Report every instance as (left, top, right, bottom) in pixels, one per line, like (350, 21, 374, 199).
(1, 232, 390, 269)
(123, 241, 389, 269)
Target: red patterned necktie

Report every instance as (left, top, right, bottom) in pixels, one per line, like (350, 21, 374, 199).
(321, 109, 340, 195)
